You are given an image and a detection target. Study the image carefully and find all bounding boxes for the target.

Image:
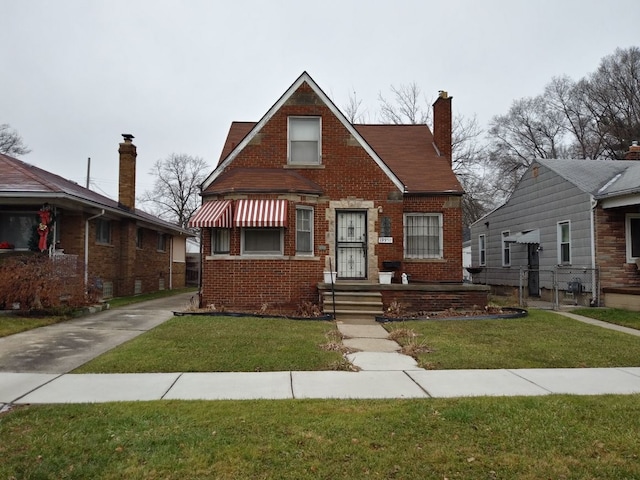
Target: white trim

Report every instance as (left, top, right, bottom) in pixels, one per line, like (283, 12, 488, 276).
(241, 227, 284, 256)
(501, 230, 511, 266)
(201, 72, 405, 193)
(478, 234, 486, 266)
(295, 206, 314, 255)
(403, 213, 443, 259)
(288, 116, 321, 165)
(626, 213, 640, 262)
(557, 220, 572, 265)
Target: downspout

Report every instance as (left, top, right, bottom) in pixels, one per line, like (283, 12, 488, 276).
(85, 209, 105, 288)
(169, 235, 173, 290)
(590, 197, 598, 306)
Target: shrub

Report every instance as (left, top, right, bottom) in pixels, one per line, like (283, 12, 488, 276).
(0, 254, 91, 311)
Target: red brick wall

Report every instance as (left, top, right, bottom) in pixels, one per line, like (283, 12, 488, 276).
(595, 206, 640, 289)
(58, 211, 181, 296)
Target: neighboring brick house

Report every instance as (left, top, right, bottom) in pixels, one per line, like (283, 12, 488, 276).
(470, 143, 640, 310)
(190, 72, 482, 315)
(0, 135, 191, 298)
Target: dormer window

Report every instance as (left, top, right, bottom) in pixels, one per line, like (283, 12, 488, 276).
(288, 117, 321, 165)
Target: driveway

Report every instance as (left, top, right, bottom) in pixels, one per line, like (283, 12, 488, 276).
(0, 292, 195, 374)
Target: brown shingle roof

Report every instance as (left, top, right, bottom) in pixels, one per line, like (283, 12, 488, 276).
(204, 168, 323, 196)
(0, 153, 189, 234)
(354, 124, 463, 194)
(214, 122, 463, 195)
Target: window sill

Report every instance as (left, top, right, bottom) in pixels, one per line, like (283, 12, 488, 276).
(284, 164, 325, 170)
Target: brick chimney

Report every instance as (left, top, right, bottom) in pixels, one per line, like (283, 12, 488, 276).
(625, 141, 640, 160)
(118, 134, 137, 210)
(433, 91, 452, 165)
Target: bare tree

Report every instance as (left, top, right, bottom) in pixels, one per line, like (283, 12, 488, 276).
(378, 83, 489, 225)
(582, 46, 640, 159)
(0, 124, 31, 156)
(487, 94, 570, 194)
(139, 153, 210, 229)
(378, 82, 430, 124)
(545, 76, 605, 160)
(343, 90, 368, 123)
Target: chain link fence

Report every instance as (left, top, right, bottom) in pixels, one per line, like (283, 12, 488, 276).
(469, 266, 600, 310)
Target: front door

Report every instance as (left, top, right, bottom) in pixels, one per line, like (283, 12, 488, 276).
(528, 244, 540, 296)
(336, 211, 367, 280)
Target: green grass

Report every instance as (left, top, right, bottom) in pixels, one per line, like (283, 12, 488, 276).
(1, 396, 639, 479)
(387, 309, 640, 369)
(572, 307, 640, 330)
(0, 315, 70, 337)
(105, 287, 197, 309)
(75, 316, 346, 373)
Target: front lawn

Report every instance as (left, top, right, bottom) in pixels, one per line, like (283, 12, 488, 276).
(0, 315, 70, 338)
(75, 316, 347, 373)
(74, 310, 640, 373)
(386, 309, 640, 369)
(572, 307, 640, 330)
(1, 396, 639, 479)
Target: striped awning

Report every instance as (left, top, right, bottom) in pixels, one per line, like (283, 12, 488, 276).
(188, 200, 233, 228)
(234, 199, 288, 227)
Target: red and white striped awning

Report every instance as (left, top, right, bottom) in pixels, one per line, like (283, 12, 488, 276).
(188, 200, 233, 228)
(234, 199, 288, 228)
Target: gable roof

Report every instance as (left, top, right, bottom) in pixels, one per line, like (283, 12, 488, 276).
(203, 72, 461, 195)
(537, 158, 640, 205)
(0, 153, 190, 235)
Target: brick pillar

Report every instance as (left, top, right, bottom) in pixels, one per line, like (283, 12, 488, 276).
(625, 141, 640, 160)
(118, 134, 137, 211)
(433, 91, 452, 165)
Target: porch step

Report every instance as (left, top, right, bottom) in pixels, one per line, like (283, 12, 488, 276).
(322, 291, 383, 323)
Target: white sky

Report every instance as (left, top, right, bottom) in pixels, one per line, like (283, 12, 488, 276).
(2, 0, 638, 201)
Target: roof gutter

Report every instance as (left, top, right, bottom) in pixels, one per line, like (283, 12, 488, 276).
(85, 209, 105, 289)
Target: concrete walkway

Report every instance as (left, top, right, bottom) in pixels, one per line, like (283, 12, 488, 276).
(1, 299, 640, 407)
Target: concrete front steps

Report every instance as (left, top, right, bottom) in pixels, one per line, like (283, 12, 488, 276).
(322, 291, 383, 324)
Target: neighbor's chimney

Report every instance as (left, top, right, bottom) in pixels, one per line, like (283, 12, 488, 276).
(118, 133, 137, 211)
(433, 90, 452, 165)
(625, 141, 640, 161)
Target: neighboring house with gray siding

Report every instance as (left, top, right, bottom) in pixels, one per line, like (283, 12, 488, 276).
(470, 143, 640, 310)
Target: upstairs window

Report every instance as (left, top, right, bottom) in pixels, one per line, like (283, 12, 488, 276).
(478, 234, 486, 266)
(289, 117, 321, 165)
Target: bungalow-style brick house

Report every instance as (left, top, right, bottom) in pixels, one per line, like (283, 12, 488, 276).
(0, 135, 190, 299)
(470, 143, 640, 310)
(191, 72, 486, 316)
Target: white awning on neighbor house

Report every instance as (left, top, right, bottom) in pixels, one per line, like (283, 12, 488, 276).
(504, 229, 540, 244)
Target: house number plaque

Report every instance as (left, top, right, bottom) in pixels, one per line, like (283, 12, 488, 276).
(378, 237, 393, 244)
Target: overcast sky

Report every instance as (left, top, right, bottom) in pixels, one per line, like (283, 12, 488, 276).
(2, 0, 638, 201)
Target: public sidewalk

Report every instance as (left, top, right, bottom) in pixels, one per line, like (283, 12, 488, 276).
(2, 367, 640, 405)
